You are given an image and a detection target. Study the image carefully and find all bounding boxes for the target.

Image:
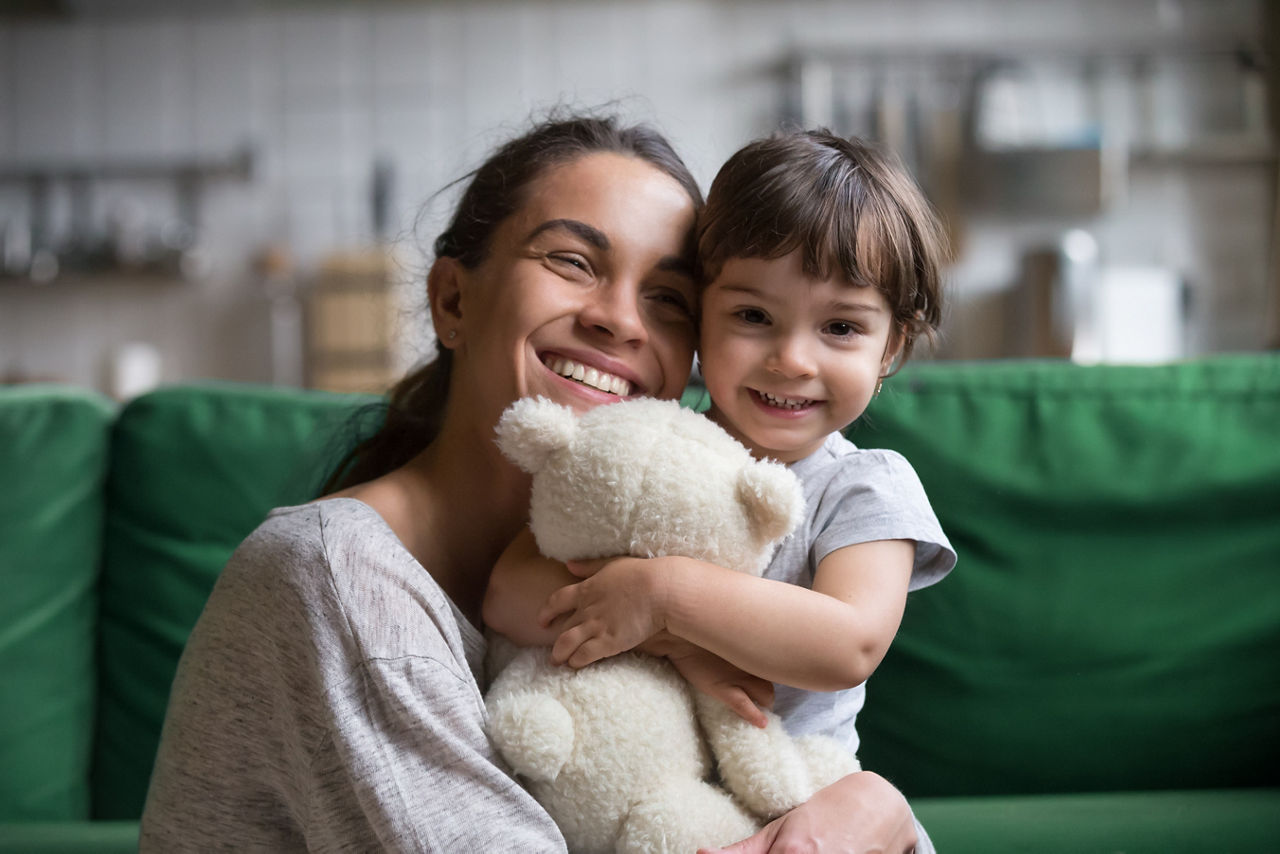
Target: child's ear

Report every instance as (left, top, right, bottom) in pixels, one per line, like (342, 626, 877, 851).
(881, 323, 907, 374)
(427, 256, 464, 348)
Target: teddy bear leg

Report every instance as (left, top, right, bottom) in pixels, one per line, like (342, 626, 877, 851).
(486, 691, 576, 784)
(695, 693, 842, 820)
(795, 732, 862, 792)
(615, 777, 759, 854)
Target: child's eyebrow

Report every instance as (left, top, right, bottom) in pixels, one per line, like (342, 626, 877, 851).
(717, 282, 886, 314)
(830, 300, 887, 314)
(525, 218, 610, 249)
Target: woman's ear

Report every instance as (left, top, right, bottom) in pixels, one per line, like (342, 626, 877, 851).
(427, 256, 465, 349)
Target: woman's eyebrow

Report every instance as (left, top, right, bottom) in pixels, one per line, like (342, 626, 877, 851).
(658, 256, 695, 277)
(525, 218, 609, 249)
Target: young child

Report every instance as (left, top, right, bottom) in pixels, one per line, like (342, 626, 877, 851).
(483, 130, 956, 762)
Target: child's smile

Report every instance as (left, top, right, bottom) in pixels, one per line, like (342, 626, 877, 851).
(751, 389, 821, 414)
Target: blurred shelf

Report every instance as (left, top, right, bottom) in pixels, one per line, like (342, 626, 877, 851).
(1129, 141, 1278, 166)
(0, 147, 254, 182)
(0, 272, 188, 289)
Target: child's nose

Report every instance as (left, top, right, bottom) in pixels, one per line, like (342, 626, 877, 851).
(768, 334, 817, 378)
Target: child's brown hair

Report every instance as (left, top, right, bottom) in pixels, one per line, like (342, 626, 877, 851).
(697, 130, 947, 368)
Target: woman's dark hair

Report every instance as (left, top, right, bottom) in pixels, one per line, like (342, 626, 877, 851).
(322, 113, 703, 493)
(697, 130, 947, 369)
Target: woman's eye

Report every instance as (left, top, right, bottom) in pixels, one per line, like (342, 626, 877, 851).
(653, 290, 693, 315)
(549, 253, 591, 275)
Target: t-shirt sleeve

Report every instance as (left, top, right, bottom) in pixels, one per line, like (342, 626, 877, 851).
(810, 449, 956, 591)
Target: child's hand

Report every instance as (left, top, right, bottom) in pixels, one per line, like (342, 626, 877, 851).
(661, 639, 773, 729)
(564, 558, 608, 578)
(539, 556, 669, 668)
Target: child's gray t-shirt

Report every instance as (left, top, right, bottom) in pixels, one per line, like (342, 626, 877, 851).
(140, 498, 567, 853)
(765, 432, 956, 756)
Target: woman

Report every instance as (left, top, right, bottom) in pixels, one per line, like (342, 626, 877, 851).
(139, 114, 924, 853)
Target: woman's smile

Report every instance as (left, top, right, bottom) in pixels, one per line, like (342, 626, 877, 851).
(542, 350, 637, 396)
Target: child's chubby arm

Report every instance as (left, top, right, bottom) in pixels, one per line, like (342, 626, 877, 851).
(483, 528, 774, 727)
(540, 539, 916, 692)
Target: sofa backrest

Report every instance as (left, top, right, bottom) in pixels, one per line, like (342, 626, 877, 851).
(850, 355, 1280, 797)
(91, 383, 376, 819)
(14, 358, 1275, 821)
(0, 385, 114, 822)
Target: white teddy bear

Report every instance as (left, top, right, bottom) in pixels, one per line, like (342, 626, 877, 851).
(485, 396, 860, 854)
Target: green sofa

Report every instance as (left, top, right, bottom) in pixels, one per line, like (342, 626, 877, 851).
(3, 356, 1278, 852)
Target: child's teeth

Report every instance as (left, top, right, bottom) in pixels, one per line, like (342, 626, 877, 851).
(761, 391, 812, 410)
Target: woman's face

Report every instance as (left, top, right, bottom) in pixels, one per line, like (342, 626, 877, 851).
(445, 152, 699, 424)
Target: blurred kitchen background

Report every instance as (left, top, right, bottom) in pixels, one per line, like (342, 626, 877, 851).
(0, 0, 1275, 398)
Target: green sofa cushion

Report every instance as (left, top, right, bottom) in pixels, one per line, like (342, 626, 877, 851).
(0, 386, 114, 821)
(92, 383, 375, 819)
(850, 355, 1280, 797)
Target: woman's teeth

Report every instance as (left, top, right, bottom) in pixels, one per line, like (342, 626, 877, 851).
(759, 391, 814, 410)
(547, 357, 633, 396)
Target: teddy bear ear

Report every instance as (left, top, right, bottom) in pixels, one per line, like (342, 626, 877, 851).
(494, 396, 578, 474)
(736, 460, 805, 544)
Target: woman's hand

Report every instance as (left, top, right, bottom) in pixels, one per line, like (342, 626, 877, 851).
(539, 556, 670, 667)
(697, 771, 919, 854)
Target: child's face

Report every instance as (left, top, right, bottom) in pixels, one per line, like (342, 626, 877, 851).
(699, 250, 902, 463)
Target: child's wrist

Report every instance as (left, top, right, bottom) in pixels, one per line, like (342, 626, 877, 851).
(644, 557, 676, 632)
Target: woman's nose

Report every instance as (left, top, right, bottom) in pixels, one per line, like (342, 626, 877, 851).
(578, 280, 648, 345)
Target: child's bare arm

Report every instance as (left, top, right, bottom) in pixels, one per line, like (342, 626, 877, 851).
(482, 527, 578, 647)
(485, 531, 774, 725)
(540, 539, 915, 692)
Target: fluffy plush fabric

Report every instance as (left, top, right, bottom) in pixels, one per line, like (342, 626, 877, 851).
(485, 397, 860, 853)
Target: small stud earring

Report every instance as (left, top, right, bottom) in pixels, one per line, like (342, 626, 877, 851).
(447, 330, 457, 341)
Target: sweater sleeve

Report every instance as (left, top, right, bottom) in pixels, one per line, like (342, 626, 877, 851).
(303, 655, 566, 853)
(141, 502, 567, 853)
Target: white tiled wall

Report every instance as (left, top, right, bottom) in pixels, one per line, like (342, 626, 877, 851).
(0, 0, 1271, 393)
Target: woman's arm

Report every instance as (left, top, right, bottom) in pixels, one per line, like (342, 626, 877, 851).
(540, 538, 915, 691)
(696, 770, 923, 854)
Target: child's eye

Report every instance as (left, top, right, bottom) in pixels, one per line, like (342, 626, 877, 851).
(825, 321, 861, 337)
(736, 308, 769, 325)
